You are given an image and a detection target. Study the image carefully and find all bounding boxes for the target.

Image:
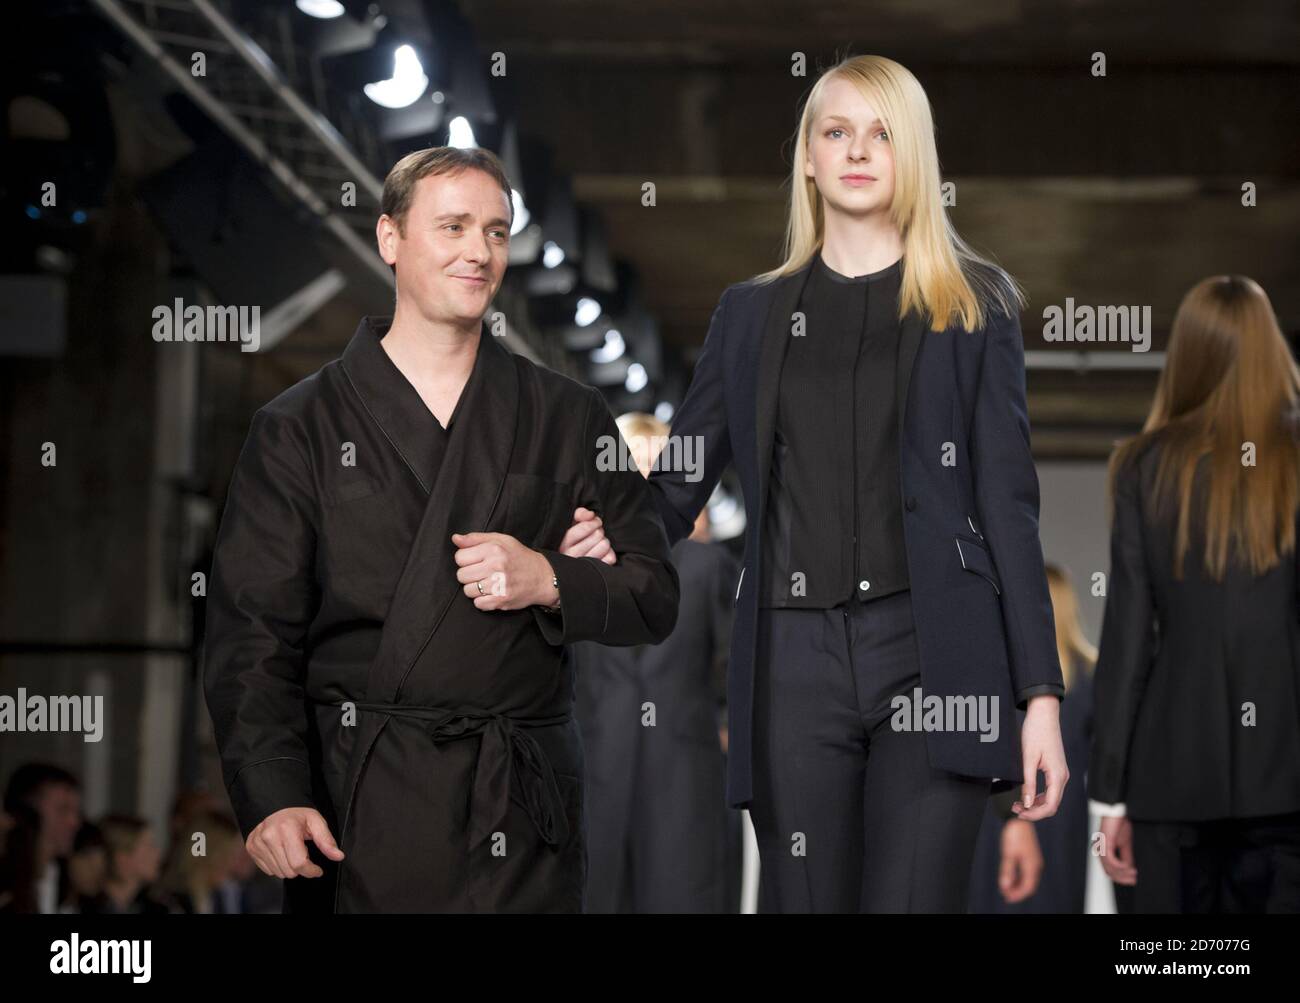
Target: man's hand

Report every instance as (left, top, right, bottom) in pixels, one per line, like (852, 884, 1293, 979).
(559, 507, 617, 564)
(247, 807, 344, 879)
(1010, 695, 1069, 821)
(452, 532, 560, 610)
(998, 817, 1043, 904)
(1099, 814, 1138, 886)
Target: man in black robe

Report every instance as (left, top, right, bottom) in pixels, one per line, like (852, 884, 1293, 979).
(203, 146, 679, 913)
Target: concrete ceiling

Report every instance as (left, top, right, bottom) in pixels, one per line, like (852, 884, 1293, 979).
(461, 0, 1300, 456)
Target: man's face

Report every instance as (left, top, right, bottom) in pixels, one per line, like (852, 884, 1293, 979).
(34, 783, 81, 857)
(376, 168, 511, 328)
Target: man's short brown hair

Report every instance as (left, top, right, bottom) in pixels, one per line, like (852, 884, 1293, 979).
(380, 146, 514, 235)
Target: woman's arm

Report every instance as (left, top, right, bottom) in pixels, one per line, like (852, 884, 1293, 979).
(969, 308, 1064, 700)
(646, 288, 736, 546)
(1087, 455, 1157, 807)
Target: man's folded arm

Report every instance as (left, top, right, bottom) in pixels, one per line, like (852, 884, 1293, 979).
(203, 407, 321, 839)
(532, 387, 680, 647)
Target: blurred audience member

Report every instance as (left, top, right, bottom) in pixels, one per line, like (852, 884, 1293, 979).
(58, 821, 107, 913)
(161, 810, 243, 913)
(92, 814, 167, 914)
(0, 763, 82, 914)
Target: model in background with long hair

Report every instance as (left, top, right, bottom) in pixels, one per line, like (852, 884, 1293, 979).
(1090, 275, 1300, 912)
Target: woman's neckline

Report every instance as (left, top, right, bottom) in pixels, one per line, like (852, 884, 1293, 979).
(815, 251, 903, 284)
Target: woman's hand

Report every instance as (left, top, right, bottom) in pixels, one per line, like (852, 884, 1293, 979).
(1098, 815, 1138, 885)
(558, 506, 617, 564)
(1010, 695, 1068, 821)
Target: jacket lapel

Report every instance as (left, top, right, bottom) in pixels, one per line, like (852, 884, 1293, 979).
(341, 319, 520, 702)
(895, 307, 926, 432)
(334, 318, 519, 857)
(754, 264, 813, 518)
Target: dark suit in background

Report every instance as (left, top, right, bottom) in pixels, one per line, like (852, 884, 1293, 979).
(968, 655, 1094, 913)
(1090, 438, 1300, 912)
(573, 537, 737, 912)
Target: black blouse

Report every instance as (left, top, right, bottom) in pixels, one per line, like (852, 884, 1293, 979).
(760, 252, 910, 607)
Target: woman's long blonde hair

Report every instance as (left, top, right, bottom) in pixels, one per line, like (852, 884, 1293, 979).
(1109, 275, 1300, 580)
(1046, 564, 1096, 691)
(756, 54, 1023, 333)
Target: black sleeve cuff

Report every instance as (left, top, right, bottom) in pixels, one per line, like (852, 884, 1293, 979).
(990, 785, 1022, 820)
(1015, 683, 1065, 708)
(228, 757, 316, 840)
(530, 550, 609, 645)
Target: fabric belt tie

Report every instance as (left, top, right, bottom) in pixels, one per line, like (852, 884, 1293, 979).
(352, 701, 571, 849)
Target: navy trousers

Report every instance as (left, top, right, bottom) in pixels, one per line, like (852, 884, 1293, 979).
(751, 589, 992, 912)
(1114, 813, 1300, 913)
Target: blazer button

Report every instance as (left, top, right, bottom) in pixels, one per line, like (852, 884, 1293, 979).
(905, 496, 917, 511)
(859, 580, 870, 592)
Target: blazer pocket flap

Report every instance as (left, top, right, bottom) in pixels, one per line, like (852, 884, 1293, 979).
(955, 533, 1002, 594)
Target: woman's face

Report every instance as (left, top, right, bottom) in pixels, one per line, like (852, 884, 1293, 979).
(121, 830, 162, 883)
(804, 76, 896, 222)
(67, 846, 106, 895)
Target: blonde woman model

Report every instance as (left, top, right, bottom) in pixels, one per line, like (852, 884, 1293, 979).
(572, 54, 1069, 912)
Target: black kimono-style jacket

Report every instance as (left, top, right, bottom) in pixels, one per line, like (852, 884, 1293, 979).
(203, 316, 679, 914)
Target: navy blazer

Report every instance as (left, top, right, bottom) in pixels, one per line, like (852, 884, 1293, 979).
(647, 261, 1064, 808)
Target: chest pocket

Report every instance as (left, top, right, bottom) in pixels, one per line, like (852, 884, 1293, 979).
(493, 473, 576, 550)
(317, 475, 406, 612)
(323, 476, 379, 505)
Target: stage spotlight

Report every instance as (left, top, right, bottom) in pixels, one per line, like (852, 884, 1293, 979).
(625, 362, 648, 393)
(510, 189, 530, 236)
(574, 297, 602, 328)
(542, 241, 565, 268)
(591, 329, 625, 364)
(295, 0, 346, 18)
(364, 44, 428, 109)
(447, 115, 476, 148)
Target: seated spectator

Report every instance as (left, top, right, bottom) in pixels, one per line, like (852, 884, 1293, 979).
(90, 815, 168, 914)
(0, 763, 82, 914)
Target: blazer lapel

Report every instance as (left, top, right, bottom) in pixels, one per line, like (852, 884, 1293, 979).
(895, 307, 926, 432)
(754, 264, 813, 519)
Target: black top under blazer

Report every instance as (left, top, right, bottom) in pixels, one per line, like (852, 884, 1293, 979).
(647, 259, 1066, 809)
(1088, 435, 1300, 821)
